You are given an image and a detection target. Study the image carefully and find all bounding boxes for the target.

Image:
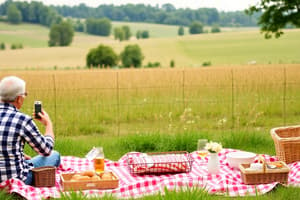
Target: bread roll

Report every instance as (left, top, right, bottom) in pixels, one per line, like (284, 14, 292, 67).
(82, 170, 95, 177)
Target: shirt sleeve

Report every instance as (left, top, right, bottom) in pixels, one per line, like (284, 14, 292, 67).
(20, 118, 54, 156)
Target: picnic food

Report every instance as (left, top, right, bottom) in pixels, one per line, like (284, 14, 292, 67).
(81, 170, 95, 177)
(100, 172, 113, 180)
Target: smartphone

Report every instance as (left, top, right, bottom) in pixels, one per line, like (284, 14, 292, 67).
(34, 101, 42, 119)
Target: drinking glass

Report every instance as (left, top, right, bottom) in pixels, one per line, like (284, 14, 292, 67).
(197, 139, 208, 159)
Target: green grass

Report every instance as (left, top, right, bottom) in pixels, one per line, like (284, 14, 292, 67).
(0, 21, 299, 68)
(112, 21, 190, 38)
(0, 22, 49, 48)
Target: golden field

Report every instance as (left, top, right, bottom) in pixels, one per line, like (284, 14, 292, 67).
(1, 65, 300, 137)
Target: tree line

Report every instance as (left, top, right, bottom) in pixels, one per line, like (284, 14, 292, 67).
(52, 3, 260, 27)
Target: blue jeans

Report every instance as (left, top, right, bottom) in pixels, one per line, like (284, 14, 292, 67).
(24, 150, 61, 185)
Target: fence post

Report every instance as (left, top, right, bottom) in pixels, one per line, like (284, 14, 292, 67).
(231, 69, 235, 130)
(116, 71, 120, 136)
(52, 74, 57, 134)
(283, 67, 286, 125)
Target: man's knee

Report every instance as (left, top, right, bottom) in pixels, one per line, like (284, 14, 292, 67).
(51, 150, 61, 167)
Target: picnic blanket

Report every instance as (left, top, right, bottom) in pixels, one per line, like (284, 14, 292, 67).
(1, 148, 300, 200)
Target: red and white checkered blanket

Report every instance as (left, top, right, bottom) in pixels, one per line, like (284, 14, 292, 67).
(1, 149, 300, 200)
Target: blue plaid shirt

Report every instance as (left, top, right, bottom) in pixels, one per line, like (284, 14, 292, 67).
(0, 103, 54, 182)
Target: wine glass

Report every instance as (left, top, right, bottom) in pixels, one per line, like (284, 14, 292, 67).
(197, 139, 208, 159)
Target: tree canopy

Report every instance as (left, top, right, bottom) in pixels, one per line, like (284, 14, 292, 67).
(120, 44, 144, 68)
(86, 45, 118, 68)
(7, 3, 22, 24)
(246, 0, 300, 38)
(48, 21, 74, 46)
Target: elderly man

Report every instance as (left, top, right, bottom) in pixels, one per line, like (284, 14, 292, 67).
(0, 76, 60, 185)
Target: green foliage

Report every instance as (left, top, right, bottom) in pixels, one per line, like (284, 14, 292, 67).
(86, 18, 111, 36)
(7, 3, 22, 24)
(48, 21, 74, 46)
(170, 59, 175, 68)
(113, 26, 131, 41)
(211, 24, 221, 33)
(178, 26, 184, 36)
(86, 44, 118, 68)
(120, 44, 144, 68)
(145, 61, 161, 68)
(136, 30, 150, 39)
(74, 19, 85, 32)
(246, 0, 300, 39)
(136, 30, 141, 39)
(0, 42, 5, 50)
(141, 30, 150, 38)
(189, 21, 204, 34)
(202, 61, 211, 66)
(10, 43, 22, 49)
(121, 25, 131, 40)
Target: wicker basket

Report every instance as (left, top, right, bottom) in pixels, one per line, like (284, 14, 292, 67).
(239, 160, 289, 185)
(271, 125, 300, 164)
(127, 151, 194, 175)
(32, 166, 56, 187)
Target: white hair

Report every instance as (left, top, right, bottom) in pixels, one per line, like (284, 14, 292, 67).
(0, 76, 26, 102)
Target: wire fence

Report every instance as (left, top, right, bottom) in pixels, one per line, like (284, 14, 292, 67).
(2, 66, 300, 136)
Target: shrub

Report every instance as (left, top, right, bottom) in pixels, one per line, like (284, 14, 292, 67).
(86, 44, 118, 68)
(178, 26, 184, 36)
(0, 42, 5, 50)
(189, 21, 203, 34)
(170, 59, 175, 68)
(211, 24, 221, 33)
(202, 61, 212, 66)
(120, 44, 144, 68)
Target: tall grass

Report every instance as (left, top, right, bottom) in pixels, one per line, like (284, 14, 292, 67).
(1, 66, 299, 138)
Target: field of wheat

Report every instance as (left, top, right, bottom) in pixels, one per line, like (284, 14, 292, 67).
(1, 64, 299, 138)
(1, 22, 300, 69)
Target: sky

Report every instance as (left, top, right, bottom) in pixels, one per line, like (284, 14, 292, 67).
(2, 0, 261, 12)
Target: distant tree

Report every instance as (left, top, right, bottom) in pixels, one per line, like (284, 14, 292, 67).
(162, 3, 176, 12)
(120, 44, 144, 68)
(178, 26, 184, 36)
(246, 0, 300, 38)
(7, 3, 22, 24)
(86, 44, 118, 68)
(74, 19, 84, 32)
(86, 18, 111, 36)
(141, 30, 149, 38)
(0, 42, 5, 50)
(114, 27, 125, 41)
(170, 59, 175, 68)
(136, 30, 141, 39)
(48, 21, 74, 46)
(189, 21, 204, 34)
(211, 24, 221, 33)
(122, 25, 131, 40)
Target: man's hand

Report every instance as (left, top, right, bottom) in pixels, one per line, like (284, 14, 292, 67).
(33, 109, 51, 126)
(24, 154, 32, 160)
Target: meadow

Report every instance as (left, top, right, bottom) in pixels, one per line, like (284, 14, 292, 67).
(0, 22, 300, 69)
(1, 21, 300, 199)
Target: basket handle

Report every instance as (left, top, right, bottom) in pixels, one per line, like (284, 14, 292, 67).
(258, 155, 266, 173)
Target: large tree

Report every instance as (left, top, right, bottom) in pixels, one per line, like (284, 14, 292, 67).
(48, 21, 74, 46)
(246, 0, 300, 38)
